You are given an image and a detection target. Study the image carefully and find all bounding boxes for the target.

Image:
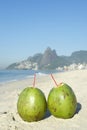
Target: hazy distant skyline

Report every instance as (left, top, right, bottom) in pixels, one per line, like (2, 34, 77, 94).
(0, 0, 87, 69)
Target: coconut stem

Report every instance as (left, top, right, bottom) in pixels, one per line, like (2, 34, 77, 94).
(33, 74, 36, 87)
(51, 74, 58, 87)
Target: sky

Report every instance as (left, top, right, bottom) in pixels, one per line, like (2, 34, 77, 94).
(0, 0, 87, 69)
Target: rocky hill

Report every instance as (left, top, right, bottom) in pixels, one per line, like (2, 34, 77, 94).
(7, 47, 87, 70)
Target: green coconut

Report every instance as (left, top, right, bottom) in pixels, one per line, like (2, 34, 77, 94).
(47, 83, 77, 118)
(17, 87, 47, 122)
(48, 74, 77, 119)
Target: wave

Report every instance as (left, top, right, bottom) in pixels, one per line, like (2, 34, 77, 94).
(36, 72, 48, 76)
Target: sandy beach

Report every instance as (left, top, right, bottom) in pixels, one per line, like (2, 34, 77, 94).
(0, 69, 87, 130)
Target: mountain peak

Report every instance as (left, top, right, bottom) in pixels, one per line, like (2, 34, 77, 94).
(39, 47, 58, 68)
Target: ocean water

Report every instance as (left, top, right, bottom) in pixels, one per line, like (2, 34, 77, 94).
(0, 69, 38, 83)
(0, 69, 58, 84)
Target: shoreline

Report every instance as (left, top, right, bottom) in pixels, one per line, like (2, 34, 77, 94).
(0, 69, 59, 85)
(0, 69, 87, 130)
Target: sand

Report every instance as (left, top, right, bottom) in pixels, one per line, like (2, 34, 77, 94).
(0, 69, 87, 130)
